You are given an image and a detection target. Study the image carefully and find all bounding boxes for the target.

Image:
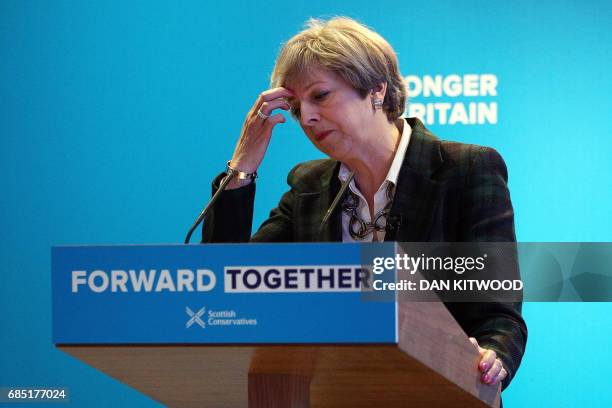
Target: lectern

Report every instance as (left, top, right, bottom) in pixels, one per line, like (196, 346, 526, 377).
(52, 243, 500, 407)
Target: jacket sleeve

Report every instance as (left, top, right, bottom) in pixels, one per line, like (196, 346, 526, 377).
(447, 147, 527, 391)
(201, 171, 296, 243)
(201, 172, 256, 243)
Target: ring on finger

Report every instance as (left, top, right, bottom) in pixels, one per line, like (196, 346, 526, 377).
(257, 109, 270, 120)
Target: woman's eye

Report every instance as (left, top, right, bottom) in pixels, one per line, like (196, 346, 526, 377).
(314, 91, 329, 101)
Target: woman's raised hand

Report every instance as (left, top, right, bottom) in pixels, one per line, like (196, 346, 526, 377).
(227, 87, 293, 189)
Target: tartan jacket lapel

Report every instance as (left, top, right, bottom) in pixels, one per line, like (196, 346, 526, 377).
(293, 161, 343, 242)
(385, 118, 444, 242)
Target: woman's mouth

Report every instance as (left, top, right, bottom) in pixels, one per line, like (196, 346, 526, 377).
(314, 130, 333, 141)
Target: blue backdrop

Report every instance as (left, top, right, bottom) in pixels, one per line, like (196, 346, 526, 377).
(1, 0, 611, 406)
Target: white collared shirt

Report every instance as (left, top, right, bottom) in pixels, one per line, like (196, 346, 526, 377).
(338, 119, 412, 242)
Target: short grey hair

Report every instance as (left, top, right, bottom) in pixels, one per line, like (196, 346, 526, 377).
(270, 17, 407, 122)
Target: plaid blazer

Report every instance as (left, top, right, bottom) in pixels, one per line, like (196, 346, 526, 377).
(202, 117, 527, 390)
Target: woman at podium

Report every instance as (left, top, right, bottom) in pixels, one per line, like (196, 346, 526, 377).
(199, 17, 526, 391)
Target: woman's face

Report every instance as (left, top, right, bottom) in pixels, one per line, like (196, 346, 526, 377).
(286, 69, 376, 162)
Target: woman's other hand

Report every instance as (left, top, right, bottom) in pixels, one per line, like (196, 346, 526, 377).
(227, 87, 292, 189)
(469, 337, 507, 386)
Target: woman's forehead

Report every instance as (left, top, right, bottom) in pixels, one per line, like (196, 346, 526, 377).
(285, 68, 339, 92)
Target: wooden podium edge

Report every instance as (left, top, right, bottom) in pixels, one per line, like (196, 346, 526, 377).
(59, 340, 499, 408)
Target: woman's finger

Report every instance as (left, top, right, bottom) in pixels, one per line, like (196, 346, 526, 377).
(478, 349, 497, 372)
(262, 113, 286, 132)
(255, 87, 294, 110)
(490, 367, 508, 385)
(482, 358, 503, 384)
(258, 99, 291, 117)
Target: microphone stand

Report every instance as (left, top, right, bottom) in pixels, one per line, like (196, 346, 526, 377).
(317, 171, 354, 241)
(184, 173, 234, 244)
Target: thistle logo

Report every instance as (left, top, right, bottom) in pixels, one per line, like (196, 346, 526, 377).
(185, 306, 206, 329)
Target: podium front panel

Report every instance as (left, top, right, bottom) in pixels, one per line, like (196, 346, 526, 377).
(52, 242, 397, 344)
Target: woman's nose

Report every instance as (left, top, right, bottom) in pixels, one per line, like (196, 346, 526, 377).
(300, 102, 319, 126)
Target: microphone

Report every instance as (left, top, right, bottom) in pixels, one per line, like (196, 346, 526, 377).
(184, 173, 234, 244)
(318, 171, 354, 241)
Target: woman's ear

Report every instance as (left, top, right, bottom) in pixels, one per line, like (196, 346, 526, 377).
(371, 82, 388, 100)
(371, 82, 387, 111)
